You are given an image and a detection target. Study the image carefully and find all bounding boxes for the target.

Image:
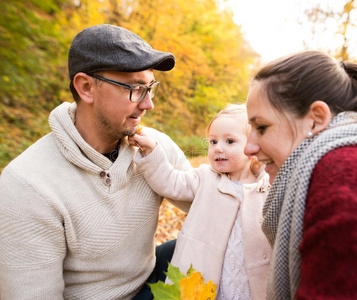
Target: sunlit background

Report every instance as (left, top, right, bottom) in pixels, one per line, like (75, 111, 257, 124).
(0, 0, 356, 171)
(224, 0, 356, 61)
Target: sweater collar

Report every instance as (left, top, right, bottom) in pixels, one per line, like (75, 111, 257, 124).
(49, 102, 135, 173)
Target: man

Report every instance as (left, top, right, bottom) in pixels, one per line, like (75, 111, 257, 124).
(0, 24, 191, 299)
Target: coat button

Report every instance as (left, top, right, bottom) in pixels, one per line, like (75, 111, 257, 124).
(105, 177, 112, 185)
(99, 171, 106, 178)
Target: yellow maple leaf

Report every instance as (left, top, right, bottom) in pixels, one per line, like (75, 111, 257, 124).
(179, 272, 217, 300)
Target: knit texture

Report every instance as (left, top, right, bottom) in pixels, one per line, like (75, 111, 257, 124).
(217, 182, 252, 300)
(0, 102, 191, 299)
(296, 146, 357, 299)
(262, 111, 357, 299)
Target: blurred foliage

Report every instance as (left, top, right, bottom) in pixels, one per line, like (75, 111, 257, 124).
(0, 0, 259, 170)
(305, 0, 357, 61)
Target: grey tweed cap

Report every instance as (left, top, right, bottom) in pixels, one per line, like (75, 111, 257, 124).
(68, 24, 175, 79)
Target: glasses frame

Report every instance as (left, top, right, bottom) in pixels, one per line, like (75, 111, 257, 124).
(87, 73, 160, 103)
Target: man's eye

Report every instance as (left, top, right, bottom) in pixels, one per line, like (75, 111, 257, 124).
(132, 86, 144, 94)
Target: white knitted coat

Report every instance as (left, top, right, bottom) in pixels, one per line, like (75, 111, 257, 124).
(0, 102, 191, 300)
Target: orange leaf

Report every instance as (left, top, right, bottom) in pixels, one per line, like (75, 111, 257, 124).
(179, 272, 217, 300)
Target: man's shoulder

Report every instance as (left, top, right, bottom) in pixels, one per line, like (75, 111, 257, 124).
(142, 127, 180, 153)
(143, 127, 174, 143)
(142, 127, 190, 170)
(2, 132, 58, 178)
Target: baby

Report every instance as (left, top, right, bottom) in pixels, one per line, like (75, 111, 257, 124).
(129, 104, 271, 299)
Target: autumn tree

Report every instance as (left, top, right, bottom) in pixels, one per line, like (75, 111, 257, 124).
(305, 0, 356, 61)
(0, 0, 258, 169)
(0, 0, 71, 168)
(104, 0, 258, 154)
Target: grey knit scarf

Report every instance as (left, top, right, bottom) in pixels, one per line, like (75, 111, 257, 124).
(262, 111, 357, 300)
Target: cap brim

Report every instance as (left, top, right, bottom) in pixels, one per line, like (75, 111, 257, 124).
(152, 56, 175, 71)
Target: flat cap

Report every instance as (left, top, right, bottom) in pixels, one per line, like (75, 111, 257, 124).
(68, 24, 175, 79)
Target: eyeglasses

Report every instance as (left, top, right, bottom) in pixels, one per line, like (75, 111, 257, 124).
(87, 74, 160, 102)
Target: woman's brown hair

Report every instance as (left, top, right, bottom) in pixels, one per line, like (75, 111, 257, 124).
(253, 50, 357, 117)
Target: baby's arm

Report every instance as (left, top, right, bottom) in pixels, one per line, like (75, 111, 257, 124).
(136, 146, 199, 201)
(131, 130, 200, 201)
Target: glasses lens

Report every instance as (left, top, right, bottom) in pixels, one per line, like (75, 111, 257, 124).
(150, 82, 159, 99)
(131, 86, 144, 102)
(130, 82, 160, 102)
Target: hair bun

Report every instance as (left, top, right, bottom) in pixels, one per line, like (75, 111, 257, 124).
(342, 61, 357, 81)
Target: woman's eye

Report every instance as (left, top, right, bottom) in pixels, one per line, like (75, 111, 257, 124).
(257, 125, 267, 134)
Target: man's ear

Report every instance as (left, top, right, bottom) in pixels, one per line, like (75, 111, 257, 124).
(308, 100, 332, 135)
(73, 73, 95, 104)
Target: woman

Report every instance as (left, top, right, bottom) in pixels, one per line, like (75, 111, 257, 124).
(244, 50, 357, 299)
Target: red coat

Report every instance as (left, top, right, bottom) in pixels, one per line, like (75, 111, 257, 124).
(296, 145, 357, 299)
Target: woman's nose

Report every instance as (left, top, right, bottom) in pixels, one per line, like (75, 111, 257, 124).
(244, 136, 259, 157)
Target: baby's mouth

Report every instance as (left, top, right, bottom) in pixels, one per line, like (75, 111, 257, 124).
(215, 158, 227, 161)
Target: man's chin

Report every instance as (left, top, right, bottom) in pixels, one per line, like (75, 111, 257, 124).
(123, 126, 139, 137)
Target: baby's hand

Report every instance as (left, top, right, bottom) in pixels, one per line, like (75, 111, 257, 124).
(128, 126, 157, 156)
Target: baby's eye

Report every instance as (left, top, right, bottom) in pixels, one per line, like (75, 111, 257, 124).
(227, 139, 235, 144)
(210, 140, 217, 145)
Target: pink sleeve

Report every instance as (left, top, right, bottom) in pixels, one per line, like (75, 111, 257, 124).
(296, 146, 357, 299)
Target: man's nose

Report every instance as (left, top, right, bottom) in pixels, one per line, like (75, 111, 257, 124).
(138, 92, 154, 111)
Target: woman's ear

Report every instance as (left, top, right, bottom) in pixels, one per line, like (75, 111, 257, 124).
(308, 101, 332, 135)
(73, 73, 95, 104)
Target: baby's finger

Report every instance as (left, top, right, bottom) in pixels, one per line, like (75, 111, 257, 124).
(128, 135, 139, 146)
(132, 134, 157, 150)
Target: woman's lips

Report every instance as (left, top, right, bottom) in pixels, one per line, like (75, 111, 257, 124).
(262, 159, 274, 173)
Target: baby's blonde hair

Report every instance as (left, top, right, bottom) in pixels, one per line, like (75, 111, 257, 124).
(206, 103, 262, 177)
(206, 104, 251, 137)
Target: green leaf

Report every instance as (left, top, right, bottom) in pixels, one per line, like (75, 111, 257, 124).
(149, 280, 181, 300)
(165, 263, 186, 287)
(186, 264, 195, 277)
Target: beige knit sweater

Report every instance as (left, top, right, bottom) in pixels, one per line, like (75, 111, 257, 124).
(0, 102, 191, 300)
